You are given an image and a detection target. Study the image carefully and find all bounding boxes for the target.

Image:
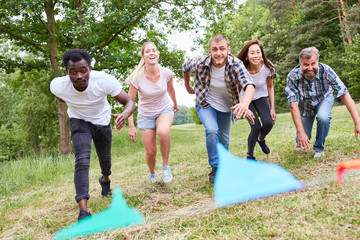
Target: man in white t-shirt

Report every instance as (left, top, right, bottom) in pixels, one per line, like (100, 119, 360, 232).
(182, 34, 255, 183)
(50, 49, 134, 221)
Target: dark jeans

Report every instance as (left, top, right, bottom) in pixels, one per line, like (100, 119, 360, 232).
(70, 118, 112, 202)
(247, 97, 273, 156)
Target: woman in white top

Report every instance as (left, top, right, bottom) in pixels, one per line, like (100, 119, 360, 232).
(127, 42, 179, 183)
(237, 40, 276, 160)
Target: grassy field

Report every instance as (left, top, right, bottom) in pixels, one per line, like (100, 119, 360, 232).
(1, 103, 360, 239)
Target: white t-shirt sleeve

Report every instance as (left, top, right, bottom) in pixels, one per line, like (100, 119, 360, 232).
(103, 74, 122, 97)
(50, 79, 58, 96)
(50, 77, 67, 99)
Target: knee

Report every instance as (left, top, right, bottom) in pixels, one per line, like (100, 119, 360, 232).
(157, 128, 170, 141)
(145, 148, 157, 159)
(262, 120, 274, 131)
(98, 154, 111, 163)
(205, 127, 218, 137)
(316, 114, 331, 124)
(250, 124, 261, 134)
(75, 156, 90, 169)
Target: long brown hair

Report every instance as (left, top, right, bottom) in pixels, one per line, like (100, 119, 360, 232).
(237, 40, 275, 75)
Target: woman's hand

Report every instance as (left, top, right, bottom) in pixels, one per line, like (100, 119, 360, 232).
(128, 126, 137, 143)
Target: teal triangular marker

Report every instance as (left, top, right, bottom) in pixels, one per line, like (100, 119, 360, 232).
(54, 187, 145, 239)
(214, 143, 303, 207)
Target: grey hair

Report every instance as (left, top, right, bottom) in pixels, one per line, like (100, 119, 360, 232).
(299, 46, 320, 63)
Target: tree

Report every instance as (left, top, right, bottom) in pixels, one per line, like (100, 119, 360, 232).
(190, 107, 202, 125)
(201, 0, 360, 112)
(173, 105, 193, 125)
(0, 0, 235, 154)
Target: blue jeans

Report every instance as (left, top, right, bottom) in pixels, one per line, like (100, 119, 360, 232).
(196, 105, 232, 168)
(70, 118, 112, 202)
(296, 94, 334, 152)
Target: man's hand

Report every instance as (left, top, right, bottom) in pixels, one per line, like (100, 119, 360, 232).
(183, 72, 195, 94)
(230, 103, 250, 120)
(111, 113, 125, 131)
(128, 126, 137, 143)
(297, 130, 311, 151)
(355, 122, 360, 139)
(185, 83, 195, 94)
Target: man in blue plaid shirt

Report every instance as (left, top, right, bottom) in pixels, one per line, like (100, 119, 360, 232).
(182, 34, 255, 183)
(285, 46, 360, 158)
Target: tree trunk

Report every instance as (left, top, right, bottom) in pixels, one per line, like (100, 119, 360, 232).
(45, 0, 72, 154)
(290, 0, 297, 18)
(34, 138, 39, 155)
(335, 0, 347, 44)
(340, 0, 352, 45)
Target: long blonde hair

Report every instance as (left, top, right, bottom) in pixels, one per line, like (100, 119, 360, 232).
(126, 42, 156, 83)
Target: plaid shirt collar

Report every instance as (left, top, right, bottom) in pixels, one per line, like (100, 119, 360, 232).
(194, 54, 239, 108)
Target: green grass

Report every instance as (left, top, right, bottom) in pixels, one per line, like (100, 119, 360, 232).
(1, 104, 360, 239)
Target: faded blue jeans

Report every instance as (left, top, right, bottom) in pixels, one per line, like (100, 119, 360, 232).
(196, 105, 232, 168)
(297, 94, 334, 152)
(70, 118, 112, 202)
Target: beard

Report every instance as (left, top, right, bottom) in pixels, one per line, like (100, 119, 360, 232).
(303, 69, 317, 80)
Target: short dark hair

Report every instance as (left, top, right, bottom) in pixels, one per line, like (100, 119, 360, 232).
(62, 49, 91, 69)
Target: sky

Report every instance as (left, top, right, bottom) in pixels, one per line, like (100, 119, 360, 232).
(167, 30, 203, 107)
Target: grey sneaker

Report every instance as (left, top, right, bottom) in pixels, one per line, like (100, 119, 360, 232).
(149, 173, 157, 183)
(314, 151, 325, 159)
(162, 165, 173, 183)
(98, 176, 112, 197)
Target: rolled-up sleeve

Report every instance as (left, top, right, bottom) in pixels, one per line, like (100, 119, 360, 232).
(182, 57, 202, 74)
(233, 60, 255, 89)
(285, 76, 299, 104)
(326, 66, 348, 101)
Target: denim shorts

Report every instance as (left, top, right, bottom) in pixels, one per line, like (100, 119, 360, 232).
(138, 108, 174, 130)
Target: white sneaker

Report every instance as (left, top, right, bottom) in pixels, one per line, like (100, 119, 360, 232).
(314, 151, 325, 158)
(148, 174, 157, 183)
(162, 165, 173, 183)
(295, 145, 301, 151)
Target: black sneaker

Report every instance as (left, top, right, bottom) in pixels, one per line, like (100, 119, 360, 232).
(209, 167, 217, 184)
(98, 176, 112, 197)
(257, 139, 270, 154)
(247, 155, 257, 160)
(78, 209, 91, 221)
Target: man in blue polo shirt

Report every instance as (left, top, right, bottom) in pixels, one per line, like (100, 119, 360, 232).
(285, 46, 360, 158)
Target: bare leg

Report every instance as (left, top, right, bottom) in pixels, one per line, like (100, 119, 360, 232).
(156, 114, 173, 166)
(139, 129, 157, 174)
(78, 199, 88, 211)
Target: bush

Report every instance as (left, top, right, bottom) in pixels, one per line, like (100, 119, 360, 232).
(190, 107, 202, 125)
